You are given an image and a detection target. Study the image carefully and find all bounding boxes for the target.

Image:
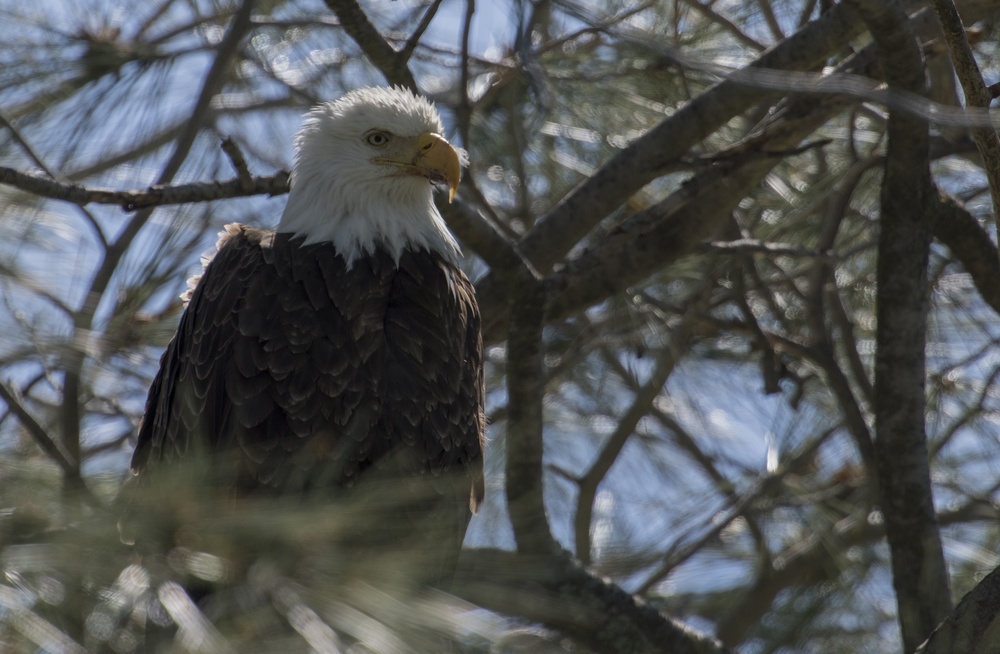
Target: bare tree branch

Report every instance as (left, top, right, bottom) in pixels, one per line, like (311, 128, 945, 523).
(475, 0, 996, 342)
(0, 165, 290, 211)
(843, 0, 952, 650)
(220, 137, 255, 191)
(929, 0, 1000, 263)
(59, 0, 256, 488)
(574, 346, 677, 565)
(458, 549, 732, 654)
(933, 193, 1000, 316)
(916, 564, 1000, 654)
(491, 1, 875, 269)
(676, 0, 767, 50)
(0, 379, 77, 475)
(323, 0, 417, 90)
(0, 110, 108, 246)
(399, 0, 445, 65)
(572, 293, 706, 565)
(505, 266, 556, 555)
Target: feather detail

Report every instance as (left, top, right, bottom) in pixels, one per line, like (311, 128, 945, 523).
(132, 225, 484, 506)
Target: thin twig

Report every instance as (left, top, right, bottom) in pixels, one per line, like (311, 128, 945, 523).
(59, 0, 256, 488)
(677, 0, 766, 50)
(220, 137, 254, 191)
(0, 380, 77, 475)
(399, 0, 445, 65)
(0, 110, 107, 247)
(457, 0, 475, 148)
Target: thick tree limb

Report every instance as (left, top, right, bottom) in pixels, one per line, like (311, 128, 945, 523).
(457, 549, 730, 654)
(916, 565, 1000, 654)
(843, 1, 952, 651)
(475, 0, 997, 341)
(0, 380, 77, 475)
(933, 193, 1000, 315)
(532, 77, 862, 343)
(505, 267, 556, 555)
(574, 346, 680, 566)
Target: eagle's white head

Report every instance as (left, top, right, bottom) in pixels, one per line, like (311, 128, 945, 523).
(278, 86, 465, 265)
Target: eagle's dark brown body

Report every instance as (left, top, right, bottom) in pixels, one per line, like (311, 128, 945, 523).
(131, 223, 485, 515)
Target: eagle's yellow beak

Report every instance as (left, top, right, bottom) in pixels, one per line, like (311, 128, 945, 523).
(374, 132, 462, 202)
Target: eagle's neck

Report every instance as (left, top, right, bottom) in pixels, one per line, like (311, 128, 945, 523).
(278, 171, 460, 267)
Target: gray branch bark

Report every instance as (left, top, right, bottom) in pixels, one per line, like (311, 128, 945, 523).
(0, 165, 290, 211)
(842, 1, 952, 651)
(457, 549, 731, 654)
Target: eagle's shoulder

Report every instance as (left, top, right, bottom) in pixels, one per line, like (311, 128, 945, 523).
(132, 223, 272, 473)
(179, 223, 273, 304)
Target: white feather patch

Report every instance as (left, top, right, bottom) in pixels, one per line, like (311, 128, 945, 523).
(277, 87, 461, 266)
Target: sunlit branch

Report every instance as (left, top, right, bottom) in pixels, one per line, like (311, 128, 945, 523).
(700, 239, 838, 260)
(0, 165, 291, 211)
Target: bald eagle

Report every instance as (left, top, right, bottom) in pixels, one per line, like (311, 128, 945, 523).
(127, 87, 485, 581)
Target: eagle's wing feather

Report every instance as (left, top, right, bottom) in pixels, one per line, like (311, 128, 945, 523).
(386, 251, 485, 510)
(131, 225, 262, 474)
(132, 225, 484, 508)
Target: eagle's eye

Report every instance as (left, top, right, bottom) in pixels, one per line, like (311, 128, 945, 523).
(365, 130, 391, 147)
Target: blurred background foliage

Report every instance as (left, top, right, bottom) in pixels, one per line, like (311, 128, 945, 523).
(0, 0, 999, 652)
